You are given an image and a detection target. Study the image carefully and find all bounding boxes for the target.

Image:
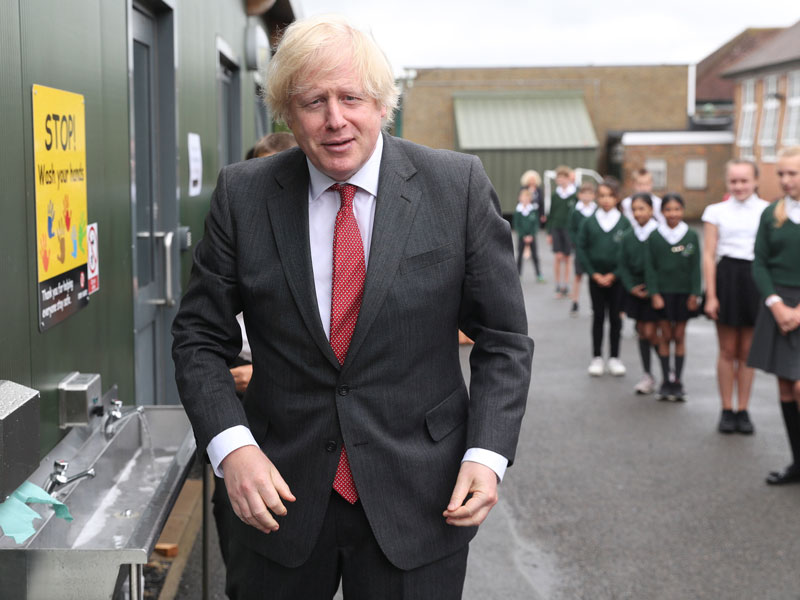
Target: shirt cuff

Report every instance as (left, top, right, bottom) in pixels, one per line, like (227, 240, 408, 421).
(462, 448, 509, 482)
(765, 294, 783, 308)
(207, 425, 258, 477)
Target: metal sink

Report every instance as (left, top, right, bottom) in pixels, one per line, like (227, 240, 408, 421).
(0, 405, 196, 599)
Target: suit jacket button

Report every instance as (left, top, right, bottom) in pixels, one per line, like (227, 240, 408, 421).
(337, 385, 349, 396)
(325, 441, 337, 453)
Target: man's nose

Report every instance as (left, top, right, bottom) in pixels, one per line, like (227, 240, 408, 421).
(325, 101, 347, 129)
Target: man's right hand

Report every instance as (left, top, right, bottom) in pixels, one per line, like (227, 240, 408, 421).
(222, 445, 295, 534)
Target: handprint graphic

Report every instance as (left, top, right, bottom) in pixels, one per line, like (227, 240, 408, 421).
(39, 233, 50, 272)
(71, 224, 78, 258)
(77, 214, 87, 254)
(47, 200, 55, 238)
(56, 218, 66, 264)
(63, 195, 72, 231)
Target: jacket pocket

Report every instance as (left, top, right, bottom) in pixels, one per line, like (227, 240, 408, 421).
(399, 243, 455, 275)
(425, 385, 468, 442)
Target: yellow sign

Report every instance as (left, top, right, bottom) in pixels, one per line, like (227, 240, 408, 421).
(32, 84, 90, 330)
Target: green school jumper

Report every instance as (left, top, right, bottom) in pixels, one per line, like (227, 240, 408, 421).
(752, 202, 800, 297)
(576, 212, 631, 276)
(547, 191, 576, 233)
(617, 229, 648, 292)
(513, 208, 539, 237)
(644, 227, 702, 296)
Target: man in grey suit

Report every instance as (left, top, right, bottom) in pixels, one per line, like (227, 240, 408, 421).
(172, 14, 533, 600)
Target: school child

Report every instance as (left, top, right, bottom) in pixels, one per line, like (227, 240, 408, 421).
(513, 187, 544, 280)
(702, 159, 767, 434)
(618, 193, 660, 394)
(568, 181, 597, 316)
(621, 168, 663, 225)
(746, 146, 800, 485)
(547, 165, 577, 298)
(645, 193, 702, 401)
(576, 176, 631, 376)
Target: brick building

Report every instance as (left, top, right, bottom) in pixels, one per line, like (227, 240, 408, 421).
(724, 19, 800, 201)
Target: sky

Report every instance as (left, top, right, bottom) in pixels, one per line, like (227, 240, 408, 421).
(295, 1, 799, 76)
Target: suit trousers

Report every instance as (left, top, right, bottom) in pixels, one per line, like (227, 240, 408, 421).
(225, 492, 469, 600)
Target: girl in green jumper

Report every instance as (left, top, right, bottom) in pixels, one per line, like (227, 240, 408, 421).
(513, 187, 544, 280)
(747, 146, 800, 485)
(618, 193, 660, 394)
(576, 177, 631, 377)
(645, 193, 702, 401)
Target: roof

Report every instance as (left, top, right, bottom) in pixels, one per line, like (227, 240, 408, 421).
(453, 91, 598, 151)
(723, 19, 800, 77)
(621, 131, 735, 146)
(695, 28, 784, 101)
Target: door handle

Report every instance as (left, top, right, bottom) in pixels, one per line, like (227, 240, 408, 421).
(148, 230, 175, 307)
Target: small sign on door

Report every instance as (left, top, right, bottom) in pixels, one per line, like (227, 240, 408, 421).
(87, 222, 99, 294)
(188, 132, 202, 197)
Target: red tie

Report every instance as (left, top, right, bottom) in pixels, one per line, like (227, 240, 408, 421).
(329, 183, 363, 504)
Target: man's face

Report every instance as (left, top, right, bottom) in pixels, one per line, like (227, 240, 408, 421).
(286, 58, 386, 182)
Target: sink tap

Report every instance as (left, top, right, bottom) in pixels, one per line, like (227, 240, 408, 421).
(104, 400, 144, 440)
(44, 459, 96, 495)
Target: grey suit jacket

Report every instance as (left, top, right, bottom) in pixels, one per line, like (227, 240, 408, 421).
(172, 133, 534, 570)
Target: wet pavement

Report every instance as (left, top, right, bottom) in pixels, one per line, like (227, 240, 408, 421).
(174, 229, 800, 599)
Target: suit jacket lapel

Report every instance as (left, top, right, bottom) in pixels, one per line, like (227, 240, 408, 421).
(267, 151, 341, 369)
(343, 135, 420, 370)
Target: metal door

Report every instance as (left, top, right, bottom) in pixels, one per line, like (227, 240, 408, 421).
(130, 5, 178, 406)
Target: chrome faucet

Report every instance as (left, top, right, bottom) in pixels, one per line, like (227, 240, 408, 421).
(104, 399, 144, 440)
(44, 459, 96, 495)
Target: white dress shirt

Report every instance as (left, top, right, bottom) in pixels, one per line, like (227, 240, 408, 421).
(207, 134, 509, 480)
(657, 221, 689, 245)
(701, 194, 768, 261)
(577, 200, 597, 217)
(595, 207, 621, 232)
(632, 218, 658, 242)
(785, 196, 800, 224)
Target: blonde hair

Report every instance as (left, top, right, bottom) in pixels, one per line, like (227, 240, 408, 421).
(555, 165, 572, 178)
(265, 15, 400, 127)
(520, 170, 541, 188)
(774, 146, 800, 228)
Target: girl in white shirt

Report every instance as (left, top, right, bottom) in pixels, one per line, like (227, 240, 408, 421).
(702, 160, 768, 435)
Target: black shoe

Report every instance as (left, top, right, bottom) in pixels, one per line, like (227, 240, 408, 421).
(718, 409, 737, 433)
(671, 382, 686, 402)
(736, 410, 755, 434)
(657, 382, 670, 401)
(766, 465, 800, 485)
(569, 301, 579, 317)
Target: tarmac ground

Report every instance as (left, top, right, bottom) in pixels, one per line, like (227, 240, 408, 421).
(164, 228, 800, 599)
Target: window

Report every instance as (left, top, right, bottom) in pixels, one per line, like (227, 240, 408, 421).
(759, 75, 780, 161)
(684, 159, 707, 190)
(217, 38, 241, 167)
(644, 158, 667, 190)
(737, 79, 756, 160)
(783, 71, 800, 146)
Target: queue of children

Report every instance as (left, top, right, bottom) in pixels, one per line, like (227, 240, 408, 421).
(515, 149, 800, 486)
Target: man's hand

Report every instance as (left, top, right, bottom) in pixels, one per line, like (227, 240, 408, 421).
(222, 445, 295, 534)
(442, 461, 499, 527)
(230, 364, 253, 394)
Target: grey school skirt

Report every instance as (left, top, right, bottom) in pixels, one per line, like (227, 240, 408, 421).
(747, 285, 800, 380)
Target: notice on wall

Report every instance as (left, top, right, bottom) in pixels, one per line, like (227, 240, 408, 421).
(187, 132, 202, 197)
(32, 84, 90, 331)
(87, 222, 99, 294)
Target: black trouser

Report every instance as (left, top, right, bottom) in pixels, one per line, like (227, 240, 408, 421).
(516, 235, 541, 276)
(225, 493, 469, 600)
(589, 279, 623, 358)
